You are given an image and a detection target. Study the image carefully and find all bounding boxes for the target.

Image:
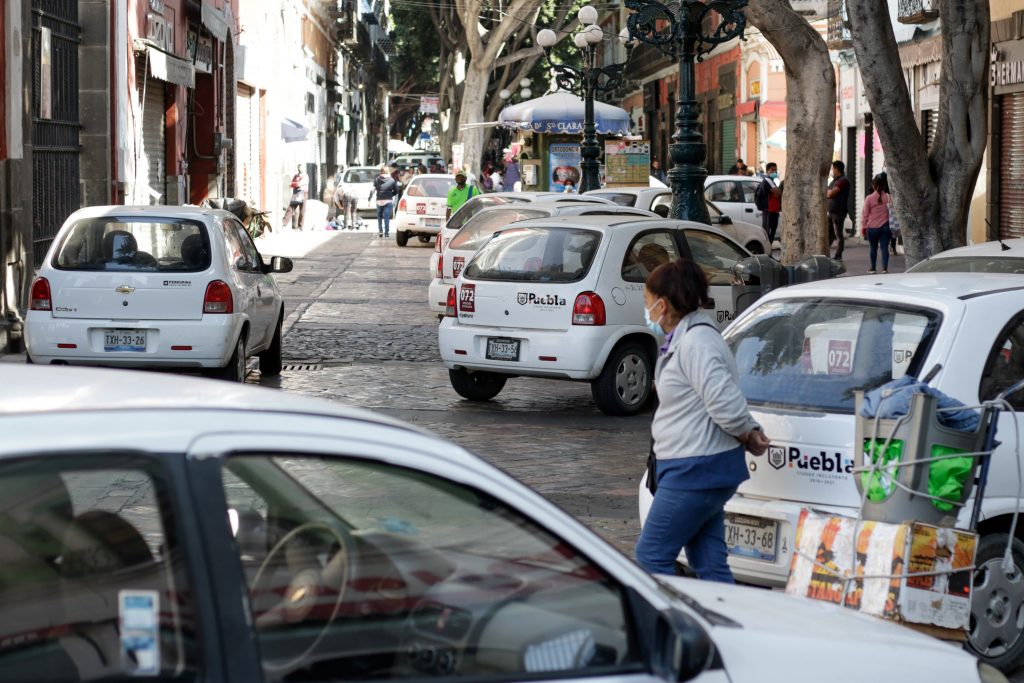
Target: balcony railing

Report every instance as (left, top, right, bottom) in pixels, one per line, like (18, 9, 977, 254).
(827, 0, 852, 49)
(897, 0, 938, 24)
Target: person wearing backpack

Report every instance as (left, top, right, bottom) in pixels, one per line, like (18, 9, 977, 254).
(755, 163, 782, 245)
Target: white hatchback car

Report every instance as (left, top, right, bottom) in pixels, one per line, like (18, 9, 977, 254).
(0, 365, 998, 683)
(908, 238, 1024, 274)
(393, 174, 482, 247)
(638, 272, 1024, 671)
(428, 203, 655, 315)
(339, 166, 380, 215)
(584, 187, 770, 255)
(439, 216, 753, 415)
(703, 174, 766, 225)
(25, 205, 292, 381)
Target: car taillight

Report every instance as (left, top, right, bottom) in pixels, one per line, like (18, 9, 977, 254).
(436, 254, 444, 279)
(203, 280, 233, 314)
(398, 198, 407, 212)
(572, 292, 605, 326)
(445, 287, 457, 317)
(435, 236, 443, 253)
(30, 277, 52, 311)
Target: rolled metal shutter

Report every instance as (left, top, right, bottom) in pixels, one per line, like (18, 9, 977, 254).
(720, 119, 736, 174)
(1000, 92, 1024, 240)
(235, 85, 256, 204)
(136, 59, 166, 204)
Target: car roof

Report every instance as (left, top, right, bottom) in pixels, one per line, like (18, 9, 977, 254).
(469, 203, 654, 220)
(484, 215, 735, 238)
(760, 272, 1024, 304)
(704, 175, 758, 183)
(0, 365, 408, 426)
(925, 239, 1024, 259)
(67, 205, 222, 221)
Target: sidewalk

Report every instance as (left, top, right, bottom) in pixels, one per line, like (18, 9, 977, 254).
(835, 237, 907, 276)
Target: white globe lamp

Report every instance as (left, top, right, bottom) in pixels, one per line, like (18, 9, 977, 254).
(577, 4, 598, 25)
(536, 28, 557, 48)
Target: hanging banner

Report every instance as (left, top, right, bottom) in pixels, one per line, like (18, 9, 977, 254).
(548, 143, 581, 192)
(420, 96, 439, 114)
(451, 143, 464, 173)
(604, 140, 650, 186)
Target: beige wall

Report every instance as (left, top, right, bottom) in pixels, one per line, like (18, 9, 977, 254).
(991, 0, 1020, 21)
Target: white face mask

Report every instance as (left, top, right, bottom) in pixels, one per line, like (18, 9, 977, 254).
(644, 300, 665, 336)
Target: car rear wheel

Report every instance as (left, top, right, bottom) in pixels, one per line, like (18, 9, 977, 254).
(968, 533, 1024, 672)
(216, 334, 247, 382)
(396, 231, 409, 247)
(449, 369, 506, 401)
(259, 316, 284, 376)
(591, 343, 652, 416)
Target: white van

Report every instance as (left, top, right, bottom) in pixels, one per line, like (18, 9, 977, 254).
(639, 272, 1024, 670)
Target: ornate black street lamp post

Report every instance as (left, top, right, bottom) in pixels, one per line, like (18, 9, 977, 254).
(625, 0, 747, 224)
(537, 8, 634, 194)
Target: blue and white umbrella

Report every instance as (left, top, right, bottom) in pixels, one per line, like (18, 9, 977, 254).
(498, 91, 630, 135)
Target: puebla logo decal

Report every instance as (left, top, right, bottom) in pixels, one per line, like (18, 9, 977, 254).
(768, 446, 786, 470)
(516, 292, 567, 307)
(517, 292, 529, 305)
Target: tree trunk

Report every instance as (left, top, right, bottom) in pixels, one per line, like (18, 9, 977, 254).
(846, 0, 989, 264)
(457, 63, 491, 176)
(745, 0, 836, 264)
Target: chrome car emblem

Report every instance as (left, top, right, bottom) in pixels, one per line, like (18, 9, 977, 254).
(116, 285, 135, 294)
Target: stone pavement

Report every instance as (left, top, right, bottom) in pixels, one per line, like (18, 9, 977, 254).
(252, 230, 653, 557)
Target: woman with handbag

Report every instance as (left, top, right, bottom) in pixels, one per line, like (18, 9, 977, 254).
(636, 259, 769, 582)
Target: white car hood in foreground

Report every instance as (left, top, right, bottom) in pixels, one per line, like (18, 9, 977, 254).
(658, 576, 980, 682)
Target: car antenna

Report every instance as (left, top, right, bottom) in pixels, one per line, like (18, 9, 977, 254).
(987, 219, 1012, 251)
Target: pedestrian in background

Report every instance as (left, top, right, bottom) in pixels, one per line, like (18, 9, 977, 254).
(445, 171, 477, 220)
(728, 159, 746, 175)
(756, 162, 782, 245)
(635, 259, 769, 582)
(651, 159, 668, 184)
(370, 166, 400, 238)
(282, 165, 308, 230)
(489, 165, 504, 192)
(562, 179, 577, 194)
(861, 174, 892, 274)
(826, 160, 851, 260)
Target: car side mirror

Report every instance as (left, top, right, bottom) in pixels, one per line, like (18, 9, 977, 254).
(264, 256, 293, 274)
(718, 215, 733, 225)
(663, 609, 714, 682)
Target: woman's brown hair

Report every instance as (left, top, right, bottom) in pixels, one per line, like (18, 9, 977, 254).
(645, 258, 710, 317)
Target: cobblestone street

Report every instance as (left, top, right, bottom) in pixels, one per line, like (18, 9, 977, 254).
(253, 229, 653, 557)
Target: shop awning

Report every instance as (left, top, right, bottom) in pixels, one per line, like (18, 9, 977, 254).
(281, 117, 311, 143)
(498, 91, 630, 135)
(201, 4, 230, 41)
(143, 44, 195, 88)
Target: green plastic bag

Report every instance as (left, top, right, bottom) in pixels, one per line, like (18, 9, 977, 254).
(928, 445, 973, 512)
(861, 439, 904, 503)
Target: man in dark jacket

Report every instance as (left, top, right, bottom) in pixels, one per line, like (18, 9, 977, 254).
(371, 167, 400, 238)
(826, 160, 852, 260)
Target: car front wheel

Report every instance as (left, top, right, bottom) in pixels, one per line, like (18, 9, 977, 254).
(449, 369, 506, 401)
(396, 231, 409, 247)
(215, 334, 247, 382)
(968, 533, 1024, 672)
(591, 342, 652, 416)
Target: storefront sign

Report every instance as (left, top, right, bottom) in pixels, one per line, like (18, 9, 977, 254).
(187, 32, 213, 74)
(605, 140, 650, 186)
(419, 96, 439, 114)
(749, 80, 760, 98)
(145, 12, 173, 54)
(992, 46, 1024, 88)
(451, 143, 464, 173)
(548, 143, 581, 192)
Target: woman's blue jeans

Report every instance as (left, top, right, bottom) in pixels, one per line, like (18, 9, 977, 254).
(376, 202, 392, 236)
(867, 223, 892, 271)
(636, 485, 738, 583)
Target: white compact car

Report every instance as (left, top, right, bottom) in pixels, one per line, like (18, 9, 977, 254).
(393, 174, 483, 247)
(439, 216, 752, 415)
(339, 166, 380, 215)
(638, 272, 1024, 671)
(428, 202, 655, 315)
(584, 187, 770, 255)
(24, 205, 292, 381)
(908, 238, 1024, 274)
(0, 364, 1002, 683)
(703, 174, 767, 226)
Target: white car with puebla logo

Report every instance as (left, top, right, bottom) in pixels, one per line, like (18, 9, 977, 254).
(392, 174, 482, 247)
(427, 202, 653, 315)
(438, 216, 752, 415)
(638, 272, 1024, 672)
(24, 205, 292, 382)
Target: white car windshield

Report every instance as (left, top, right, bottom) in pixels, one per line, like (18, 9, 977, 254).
(344, 169, 376, 183)
(463, 227, 601, 283)
(448, 209, 547, 252)
(725, 299, 942, 413)
(908, 256, 1024, 275)
(53, 219, 211, 272)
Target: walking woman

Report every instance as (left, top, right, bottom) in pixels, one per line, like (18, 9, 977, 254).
(370, 167, 400, 238)
(861, 175, 892, 274)
(636, 259, 769, 582)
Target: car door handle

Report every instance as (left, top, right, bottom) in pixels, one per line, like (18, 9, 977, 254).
(745, 208, 753, 213)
